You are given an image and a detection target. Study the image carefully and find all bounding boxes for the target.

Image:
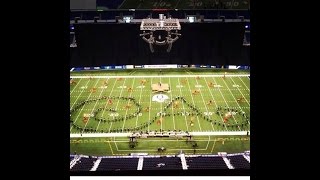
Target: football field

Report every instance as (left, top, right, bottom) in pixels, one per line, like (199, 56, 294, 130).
(70, 69, 250, 156)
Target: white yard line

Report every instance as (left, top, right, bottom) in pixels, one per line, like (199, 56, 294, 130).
(118, 0, 127, 9)
(230, 77, 250, 106)
(160, 76, 163, 131)
(185, 77, 202, 131)
(114, 141, 119, 151)
(128, 70, 137, 76)
(210, 139, 217, 153)
(134, 78, 143, 128)
(220, 78, 250, 125)
(168, 77, 176, 130)
(108, 78, 127, 133)
(70, 74, 250, 79)
(237, 76, 250, 92)
(108, 141, 114, 155)
(193, 77, 215, 131)
(211, 77, 241, 131)
(177, 77, 189, 131)
(136, 2, 142, 9)
(95, 78, 117, 131)
(203, 77, 228, 131)
(147, 78, 153, 132)
(185, 70, 192, 75)
(205, 136, 210, 150)
(70, 78, 83, 94)
(122, 77, 136, 131)
(70, 79, 92, 110)
(81, 78, 108, 133)
(70, 79, 101, 131)
(174, 0, 182, 8)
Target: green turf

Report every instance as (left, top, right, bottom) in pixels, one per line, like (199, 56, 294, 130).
(70, 69, 250, 155)
(70, 135, 249, 156)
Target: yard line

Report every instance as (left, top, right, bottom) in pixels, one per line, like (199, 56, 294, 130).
(122, 77, 136, 131)
(70, 78, 101, 131)
(184, 77, 202, 131)
(134, 78, 143, 128)
(95, 78, 118, 131)
(193, 77, 215, 131)
(211, 77, 241, 131)
(160, 76, 163, 131)
(229, 77, 250, 106)
(168, 77, 176, 130)
(114, 141, 119, 151)
(220, 78, 250, 125)
(205, 136, 211, 150)
(210, 139, 216, 153)
(237, 76, 250, 92)
(136, 1, 142, 9)
(203, 77, 228, 131)
(108, 141, 114, 155)
(118, 0, 127, 9)
(108, 78, 127, 133)
(70, 79, 92, 110)
(70, 78, 83, 94)
(81, 78, 109, 133)
(177, 77, 189, 131)
(174, 0, 182, 8)
(128, 70, 137, 76)
(147, 78, 153, 132)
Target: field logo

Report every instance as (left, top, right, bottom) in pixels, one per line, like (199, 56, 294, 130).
(152, 94, 169, 103)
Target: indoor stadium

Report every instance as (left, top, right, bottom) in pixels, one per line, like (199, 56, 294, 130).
(70, 0, 250, 172)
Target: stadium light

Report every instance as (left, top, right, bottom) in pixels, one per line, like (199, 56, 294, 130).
(123, 16, 133, 23)
(187, 15, 196, 23)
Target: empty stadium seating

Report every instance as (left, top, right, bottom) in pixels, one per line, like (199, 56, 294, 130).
(142, 157, 182, 170)
(70, 157, 97, 171)
(186, 156, 229, 169)
(97, 158, 139, 171)
(228, 155, 250, 169)
(70, 152, 250, 171)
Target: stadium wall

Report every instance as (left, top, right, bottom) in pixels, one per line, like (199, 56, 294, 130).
(71, 23, 249, 67)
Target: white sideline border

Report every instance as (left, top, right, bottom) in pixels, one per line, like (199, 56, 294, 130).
(70, 74, 250, 79)
(70, 131, 250, 138)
